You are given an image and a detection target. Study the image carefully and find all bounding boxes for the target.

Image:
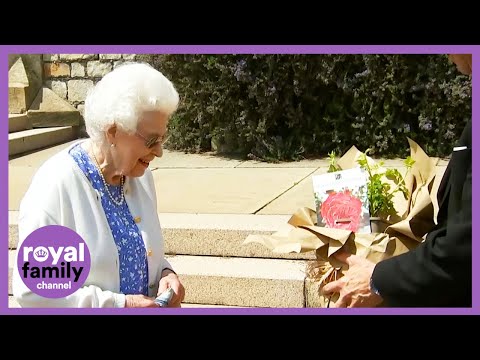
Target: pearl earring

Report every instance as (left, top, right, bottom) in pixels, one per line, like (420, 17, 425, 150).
(111, 143, 116, 148)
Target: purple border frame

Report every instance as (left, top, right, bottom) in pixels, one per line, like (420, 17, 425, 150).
(2, 45, 478, 315)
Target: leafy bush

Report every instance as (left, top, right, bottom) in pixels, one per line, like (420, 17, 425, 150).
(151, 54, 471, 161)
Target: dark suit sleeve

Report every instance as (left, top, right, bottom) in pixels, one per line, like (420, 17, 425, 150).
(371, 122, 472, 307)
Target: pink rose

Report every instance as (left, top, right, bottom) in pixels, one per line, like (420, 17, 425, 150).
(320, 190, 363, 232)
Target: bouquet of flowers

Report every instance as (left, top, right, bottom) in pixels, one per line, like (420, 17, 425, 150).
(243, 139, 442, 307)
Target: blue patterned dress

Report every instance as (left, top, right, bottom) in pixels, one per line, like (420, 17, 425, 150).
(69, 143, 149, 295)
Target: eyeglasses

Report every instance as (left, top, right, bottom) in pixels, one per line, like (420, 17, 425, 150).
(135, 130, 169, 149)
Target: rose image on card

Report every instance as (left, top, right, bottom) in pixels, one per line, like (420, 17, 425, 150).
(320, 190, 363, 232)
(312, 167, 371, 234)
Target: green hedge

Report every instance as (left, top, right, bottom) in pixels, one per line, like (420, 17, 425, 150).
(151, 54, 471, 161)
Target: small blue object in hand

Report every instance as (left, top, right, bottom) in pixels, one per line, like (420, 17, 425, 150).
(154, 287, 174, 307)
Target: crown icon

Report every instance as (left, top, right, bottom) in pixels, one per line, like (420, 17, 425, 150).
(35, 249, 47, 257)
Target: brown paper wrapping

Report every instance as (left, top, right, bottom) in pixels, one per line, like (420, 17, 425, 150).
(243, 139, 442, 307)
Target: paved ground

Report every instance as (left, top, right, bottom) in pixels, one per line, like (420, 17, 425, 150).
(8, 140, 450, 216)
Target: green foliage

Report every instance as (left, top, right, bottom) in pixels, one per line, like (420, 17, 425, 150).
(328, 151, 341, 172)
(357, 150, 415, 218)
(150, 54, 471, 161)
(326, 149, 414, 218)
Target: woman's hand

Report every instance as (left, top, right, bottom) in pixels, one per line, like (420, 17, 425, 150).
(125, 294, 159, 308)
(157, 269, 185, 307)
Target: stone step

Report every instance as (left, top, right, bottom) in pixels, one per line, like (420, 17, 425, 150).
(8, 213, 316, 308)
(160, 213, 315, 260)
(165, 255, 308, 307)
(8, 211, 315, 261)
(9, 113, 32, 133)
(8, 250, 317, 308)
(27, 87, 80, 128)
(8, 127, 77, 157)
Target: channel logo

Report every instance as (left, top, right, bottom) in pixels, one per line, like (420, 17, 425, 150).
(17, 225, 91, 298)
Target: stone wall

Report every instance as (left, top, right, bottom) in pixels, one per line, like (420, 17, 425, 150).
(42, 54, 153, 135)
(43, 54, 140, 116)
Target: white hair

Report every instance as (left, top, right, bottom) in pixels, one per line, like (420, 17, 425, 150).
(84, 62, 179, 143)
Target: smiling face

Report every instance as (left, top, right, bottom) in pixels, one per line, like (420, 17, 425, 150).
(111, 111, 169, 178)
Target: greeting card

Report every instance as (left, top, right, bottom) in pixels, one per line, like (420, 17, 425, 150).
(312, 167, 371, 233)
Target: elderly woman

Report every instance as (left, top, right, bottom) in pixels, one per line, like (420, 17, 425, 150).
(12, 62, 185, 308)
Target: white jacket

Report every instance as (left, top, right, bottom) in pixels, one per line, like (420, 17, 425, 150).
(12, 140, 172, 307)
